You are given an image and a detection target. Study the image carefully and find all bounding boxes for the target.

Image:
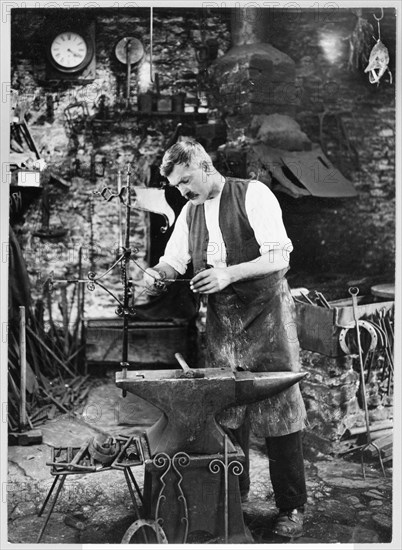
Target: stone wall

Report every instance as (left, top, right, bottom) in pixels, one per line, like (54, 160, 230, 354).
(10, 7, 230, 321)
(209, 7, 395, 286)
(264, 8, 396, 284)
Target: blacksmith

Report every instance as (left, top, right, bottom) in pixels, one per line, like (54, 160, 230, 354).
(144, 140, 307, 538)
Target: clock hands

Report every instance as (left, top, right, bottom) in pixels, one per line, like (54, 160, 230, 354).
(67, 48, 82, 58)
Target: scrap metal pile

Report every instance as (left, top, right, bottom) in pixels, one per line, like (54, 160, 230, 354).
(8, 296, 96, 439)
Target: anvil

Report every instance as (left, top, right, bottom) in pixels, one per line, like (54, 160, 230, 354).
(116, 367, 306, 456)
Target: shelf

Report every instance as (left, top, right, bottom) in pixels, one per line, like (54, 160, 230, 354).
(91, 111, 208, 123)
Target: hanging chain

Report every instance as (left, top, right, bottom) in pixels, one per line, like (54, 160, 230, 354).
(373, 7, 383, 40)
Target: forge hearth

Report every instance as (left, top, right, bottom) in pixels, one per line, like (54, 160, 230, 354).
(212, 42, 298, 119)
(210, 7, 298, 132)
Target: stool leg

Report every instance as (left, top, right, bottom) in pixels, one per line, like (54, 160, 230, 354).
(38, 475, 59, 517)
(36, 474, 67, 543)
(126, 467, 144, 506)
(124, 468, 148, 544)
(124, 468, 141, 520)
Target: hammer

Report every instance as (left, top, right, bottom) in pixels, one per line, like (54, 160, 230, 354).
(175, 353, 205, 378)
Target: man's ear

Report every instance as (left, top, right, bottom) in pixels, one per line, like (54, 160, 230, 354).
(201, 160, 210, 173)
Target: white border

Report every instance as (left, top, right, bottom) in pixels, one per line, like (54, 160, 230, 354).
(1, 1, 401, 550)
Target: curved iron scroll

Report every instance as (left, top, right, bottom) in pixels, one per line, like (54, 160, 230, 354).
(153, 451, 191, 544)
(208, 435, 243, 544)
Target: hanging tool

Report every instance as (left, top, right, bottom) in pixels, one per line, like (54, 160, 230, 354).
(314, 290, 332, 309)
(347, 287, 386, 478)
(364, 8, 392, 85)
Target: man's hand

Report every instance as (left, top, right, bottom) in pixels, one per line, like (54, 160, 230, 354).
(190, 268, 232, 294)
(143, 268, 165, 296)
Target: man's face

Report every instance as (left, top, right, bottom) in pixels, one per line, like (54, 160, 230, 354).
(167, 162, 211, 205)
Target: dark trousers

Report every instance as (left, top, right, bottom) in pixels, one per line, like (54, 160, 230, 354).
(231, 423, 307, 510)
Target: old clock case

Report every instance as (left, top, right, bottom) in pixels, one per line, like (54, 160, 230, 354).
(46, 21, 96, 81)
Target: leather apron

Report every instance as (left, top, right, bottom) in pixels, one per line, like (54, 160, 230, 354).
(205, 272, 307, 438)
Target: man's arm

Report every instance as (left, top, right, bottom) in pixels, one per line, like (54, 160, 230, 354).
(191, 180, 291, 294)
(143, 204, 190, 294)
(190, 251, 288, 294)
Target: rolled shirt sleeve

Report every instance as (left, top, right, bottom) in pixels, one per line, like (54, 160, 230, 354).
(245, 180, 293, 268)
(159, 203, 191, 275)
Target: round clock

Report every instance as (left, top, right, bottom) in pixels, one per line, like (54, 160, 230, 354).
(48, 31, 94, 73)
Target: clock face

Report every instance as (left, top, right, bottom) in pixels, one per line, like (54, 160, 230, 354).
(49, 31, 91, 72)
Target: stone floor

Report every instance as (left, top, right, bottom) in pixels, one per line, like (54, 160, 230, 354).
(6, 373, 394, 545)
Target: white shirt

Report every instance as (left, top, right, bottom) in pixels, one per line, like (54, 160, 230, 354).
(160, 180, 293, 275)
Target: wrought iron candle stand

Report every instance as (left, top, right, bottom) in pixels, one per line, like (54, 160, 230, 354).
(90, 165, 136, 390)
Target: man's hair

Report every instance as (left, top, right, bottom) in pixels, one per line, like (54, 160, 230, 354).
(160, 140, 213, 177)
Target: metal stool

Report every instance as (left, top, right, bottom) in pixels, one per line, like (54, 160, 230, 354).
(36, 435, 144, 543)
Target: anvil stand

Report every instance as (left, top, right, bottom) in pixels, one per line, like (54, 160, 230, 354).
(140, 433, 252, 544)
(88, 166, 254, 544)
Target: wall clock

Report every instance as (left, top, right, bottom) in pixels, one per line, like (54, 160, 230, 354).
(46, 22, 96, 81)
(49, 31, 93, 73)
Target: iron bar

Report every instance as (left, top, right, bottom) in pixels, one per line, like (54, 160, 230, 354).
(224, 435, 229, 544)
(19, 306, 27, 430)
(348, 287, 386, 478)
(208, 435, 244, 543)
(121, 164, 132, 384)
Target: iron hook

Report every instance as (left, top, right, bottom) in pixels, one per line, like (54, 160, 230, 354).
(372, 7, 384, 22)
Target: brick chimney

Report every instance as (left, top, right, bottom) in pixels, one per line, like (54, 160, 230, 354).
(211, 8, 299, 140)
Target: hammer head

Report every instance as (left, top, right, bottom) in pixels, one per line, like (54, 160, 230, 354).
(177, 370, 205, 379)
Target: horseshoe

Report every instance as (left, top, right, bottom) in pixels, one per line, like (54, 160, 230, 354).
(121, 519, 168, 544)
(339, 320, 378, 356)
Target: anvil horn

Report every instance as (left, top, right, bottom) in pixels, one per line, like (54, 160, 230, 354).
(235, 371, 308, 405)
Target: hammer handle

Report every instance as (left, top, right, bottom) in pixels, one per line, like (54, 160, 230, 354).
(174, 353, 191, 373)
